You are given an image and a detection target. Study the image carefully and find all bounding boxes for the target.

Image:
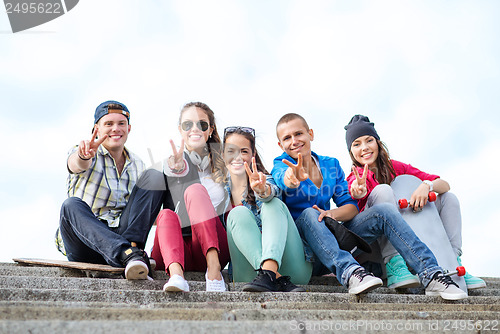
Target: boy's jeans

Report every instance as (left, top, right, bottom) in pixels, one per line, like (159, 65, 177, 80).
(295, 203, 441, 287)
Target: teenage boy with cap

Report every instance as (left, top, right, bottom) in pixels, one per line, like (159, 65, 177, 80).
(55, 100, 155, 280)
(271, 113, 467, 300)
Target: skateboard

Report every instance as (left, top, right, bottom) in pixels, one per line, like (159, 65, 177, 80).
(390, 175, 467, 293)
(399, 192, 436, 211)
(13, 258, 124, 278)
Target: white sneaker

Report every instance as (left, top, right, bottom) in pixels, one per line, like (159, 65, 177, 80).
(124, 260, 149, 280)
(347, 268, 383, 295)
(425, 272, 468, 300)
(205, 272, 226, 292)
(163, 274, 189, 292)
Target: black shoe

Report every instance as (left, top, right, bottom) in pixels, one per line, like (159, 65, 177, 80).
(120, 246, 150, 280)
(242, 269, 278, 292)
(276, 276, 306, 292)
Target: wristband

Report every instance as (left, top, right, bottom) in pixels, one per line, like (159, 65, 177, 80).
(423, 180, 433, 192)
(78, 153, 91, 161)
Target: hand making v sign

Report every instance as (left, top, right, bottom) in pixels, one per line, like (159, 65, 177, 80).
(350, 164, 368, 199)
(245, 157, 268, 197)
(78, 127, 108, 160)
(282, 153, 309, 188)
(167, 139, 186, 172)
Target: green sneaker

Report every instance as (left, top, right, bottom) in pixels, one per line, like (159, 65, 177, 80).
(457, 256, 486, 290)
(386, 255, 420, 289)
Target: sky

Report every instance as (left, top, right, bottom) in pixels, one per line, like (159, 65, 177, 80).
(1, 1, 499, 278)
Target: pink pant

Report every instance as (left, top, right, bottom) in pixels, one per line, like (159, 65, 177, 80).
(151, 183, 230, 274)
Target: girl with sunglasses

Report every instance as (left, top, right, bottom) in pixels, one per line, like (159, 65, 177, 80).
(345, 115, 485, 291)
(150, 102, 230, 292)
(223, 126, 312, 292)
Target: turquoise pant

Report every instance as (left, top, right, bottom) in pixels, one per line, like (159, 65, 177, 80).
(226, 198, 312, 285)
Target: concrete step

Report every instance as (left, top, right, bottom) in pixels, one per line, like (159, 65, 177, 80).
(1, 287, 499, 306)
(0, 319, 496, 334)
(1, 304, 499, 321)
(1, 275, 498, 297)
(3, 300, 499, 312)
(3, 262, 499, 289)
(1, 261, 498, 334)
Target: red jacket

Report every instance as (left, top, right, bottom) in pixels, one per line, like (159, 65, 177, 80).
(347, 160, 439, 212)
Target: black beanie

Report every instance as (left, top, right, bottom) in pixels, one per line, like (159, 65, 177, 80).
(344, 115, 380, 150)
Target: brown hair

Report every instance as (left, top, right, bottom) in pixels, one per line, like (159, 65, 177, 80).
(223, 128, 268, 206)
(180, 102, 226, 184)
(275, 113, 309, 138)
(349, 139, 396, 185)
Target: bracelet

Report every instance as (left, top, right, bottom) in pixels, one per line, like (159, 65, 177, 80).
(170, 160, 186, 174)
(78, 153, 91, 161)
(423, 180, 433, 192)
(257, 185, 270, 197)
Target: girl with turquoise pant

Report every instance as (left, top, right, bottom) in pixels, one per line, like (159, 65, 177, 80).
(223, 126, 312, 292)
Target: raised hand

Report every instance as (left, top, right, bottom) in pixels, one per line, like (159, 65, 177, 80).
(350, 164, 368, 199)
(245, 157, 267, 196)
(78, 127, 107, 160)
(282, 153, 309, 188)
(167, 139, 185, 171)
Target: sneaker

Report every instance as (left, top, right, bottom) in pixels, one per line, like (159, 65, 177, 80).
(242, 269, 278, 292)
(276, 276, 306, 292)
(425, 272, 468, 300)
(163, 274, 189, 292)
(347, 267, 383, 295)
(120, 246, 149, 280)
(457, 256, 486, 290)
(149, 258, 157, 271)
(386, 255, 420, 289)
(206, 272, 226, 292)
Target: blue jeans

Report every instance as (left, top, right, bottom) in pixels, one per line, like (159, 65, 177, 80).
(59, 169, 167, 267)
(295, 203, 442, 287)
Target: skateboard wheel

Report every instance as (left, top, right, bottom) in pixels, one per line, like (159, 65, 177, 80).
(428, 192, 437, 202)
(398, 199, 408, 209)
(456, 266, 466, 276)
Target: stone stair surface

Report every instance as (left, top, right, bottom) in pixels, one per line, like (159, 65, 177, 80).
(1, 262, 499, 333)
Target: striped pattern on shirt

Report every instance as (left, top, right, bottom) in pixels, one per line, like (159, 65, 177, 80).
(66, 145, 145, 227)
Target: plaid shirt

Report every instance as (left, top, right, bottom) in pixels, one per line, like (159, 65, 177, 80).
(66, 145, 145, 226)
(55, 145, 145, 255)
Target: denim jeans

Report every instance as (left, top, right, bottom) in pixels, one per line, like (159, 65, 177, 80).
(295, 203, 442, 287)
(295, 208, 361, 286)
(59, 168, 167, 267)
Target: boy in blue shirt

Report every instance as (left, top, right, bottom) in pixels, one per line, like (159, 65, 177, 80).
(271, 113, 467, 300)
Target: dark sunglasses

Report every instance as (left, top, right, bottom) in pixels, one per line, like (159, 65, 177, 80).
(181, 120, 210, 132)
(224, 126, 255, 138)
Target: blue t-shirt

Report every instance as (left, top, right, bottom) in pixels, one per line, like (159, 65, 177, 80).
(271, 151, 358, 220)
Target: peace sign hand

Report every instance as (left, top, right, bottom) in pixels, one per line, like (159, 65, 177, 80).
(282, 153, 309, 188)
(78, 127, 107, 160)
(350, 164, 368, 199)
(245, 157, 267, 196)
(167, 139, 185, 171)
